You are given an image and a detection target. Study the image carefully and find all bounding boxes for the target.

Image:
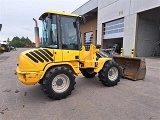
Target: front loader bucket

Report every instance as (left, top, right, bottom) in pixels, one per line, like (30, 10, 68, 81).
(113, 56, 146, 80)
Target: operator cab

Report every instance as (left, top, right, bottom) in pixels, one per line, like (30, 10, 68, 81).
(39, 10, 81, 50)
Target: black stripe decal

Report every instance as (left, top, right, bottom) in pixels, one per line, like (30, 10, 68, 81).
(39, 49, 53, 61)
(34, 50, 49, 62)
(26, 53, 38, 63)
(43, 49, 53, 57)
(29, 52, 44, 63)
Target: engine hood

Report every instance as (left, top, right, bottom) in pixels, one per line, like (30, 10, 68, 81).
(18, 48, 54, 72)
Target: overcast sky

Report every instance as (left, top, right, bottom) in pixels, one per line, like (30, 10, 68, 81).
(0, 0, 89, 42)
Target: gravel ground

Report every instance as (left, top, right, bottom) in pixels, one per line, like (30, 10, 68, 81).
(0, 48, 160, 120)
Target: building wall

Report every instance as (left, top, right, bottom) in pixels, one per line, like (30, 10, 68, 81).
(97, 0, 160, 24)
(130, 0, 160, 14)
(98, 0, 130, 24)
(97, 0, 131, 45)
(123, 14, 137, 56)
(73, 0, 98, 15)
(73, 0, 160, 56)
(80, 16, 97, 46)
(97, 0, 160, 56)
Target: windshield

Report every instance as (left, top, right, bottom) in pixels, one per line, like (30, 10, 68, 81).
(42, 15, 58, 48)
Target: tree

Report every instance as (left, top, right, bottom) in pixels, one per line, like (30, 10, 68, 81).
(10, 36, 33, 48)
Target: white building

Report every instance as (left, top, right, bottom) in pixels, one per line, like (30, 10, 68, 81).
(73, 0, 160, 57)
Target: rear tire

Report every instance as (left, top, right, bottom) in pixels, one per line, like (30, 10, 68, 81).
(80, 69, 97, 78)
(42, 66, 76, 100)
(98, 61, 121, 86)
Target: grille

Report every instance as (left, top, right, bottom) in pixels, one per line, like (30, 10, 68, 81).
(25, 49, 53, 63)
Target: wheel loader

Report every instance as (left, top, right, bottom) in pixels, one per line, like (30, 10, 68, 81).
(0, 44, 11, 52)
(15, 10, 146, 100)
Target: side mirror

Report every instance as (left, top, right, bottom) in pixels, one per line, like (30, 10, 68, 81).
(0, 24, 2, 31)
(73, 22, 77, 28)
(82, 16, 86, 24)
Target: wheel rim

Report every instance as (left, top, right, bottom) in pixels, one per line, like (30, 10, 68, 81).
(52, 74, 70, 93)
(108, 67, 118, 81)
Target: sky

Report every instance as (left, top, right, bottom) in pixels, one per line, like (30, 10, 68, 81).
(0, 0, 89, 42)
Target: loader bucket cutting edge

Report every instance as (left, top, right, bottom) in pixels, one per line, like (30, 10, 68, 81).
(113, 56, 146, 80)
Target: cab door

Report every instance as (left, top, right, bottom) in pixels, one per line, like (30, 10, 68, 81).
(60, 15, 81, 62)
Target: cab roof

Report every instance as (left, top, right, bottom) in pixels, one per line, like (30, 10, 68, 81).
(39, 10, 80, 20)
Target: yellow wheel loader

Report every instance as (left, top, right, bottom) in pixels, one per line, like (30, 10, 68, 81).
(15, 10, 146, 100)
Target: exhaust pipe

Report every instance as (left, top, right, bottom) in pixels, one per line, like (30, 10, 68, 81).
(33, 18, 40, 48)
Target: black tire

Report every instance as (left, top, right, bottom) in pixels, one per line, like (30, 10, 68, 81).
(98, 61, 121, 87)
(38, 79, 43, 85)
(42, 66, 76, 100)
(80, 69, 97, 78)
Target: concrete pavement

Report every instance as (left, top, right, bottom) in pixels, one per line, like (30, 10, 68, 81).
(0, 48, 160, 120)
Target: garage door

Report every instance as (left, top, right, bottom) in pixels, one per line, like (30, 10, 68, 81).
(103, 18, 124, 39)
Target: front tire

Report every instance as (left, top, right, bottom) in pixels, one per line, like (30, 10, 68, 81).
(42, 66, 76, 100)
(98, 61, 121, 86)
